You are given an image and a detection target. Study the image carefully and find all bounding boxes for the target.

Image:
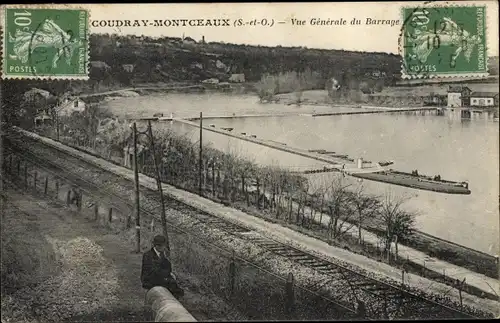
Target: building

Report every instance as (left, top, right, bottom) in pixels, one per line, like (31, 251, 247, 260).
(229, 73, 245, 83)
(56, 97, 86, 117)
(424, 94, 447, 106)
(34, 110, 53, 126)
(447, 86, 471, 107)
(122, 64, 135, 73)
(469, 92, 499, 107)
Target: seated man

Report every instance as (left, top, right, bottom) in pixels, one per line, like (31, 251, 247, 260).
(141, 235, 184, 298)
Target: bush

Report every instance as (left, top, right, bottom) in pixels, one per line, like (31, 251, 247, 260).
(1, 207, 59, 294)
(255, 69, 324, 101)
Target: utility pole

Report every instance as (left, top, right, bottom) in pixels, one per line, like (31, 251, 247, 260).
(199, 112, 203, 195)
(132, 122, 141, 253)
(147, 120, 170, 255)
(0, 80, 3, 219)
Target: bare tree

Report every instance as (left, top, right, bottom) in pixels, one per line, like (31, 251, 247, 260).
(326, 176, 354, 240)
(379, 192, 417, 260)
(350, 185, 381, 245)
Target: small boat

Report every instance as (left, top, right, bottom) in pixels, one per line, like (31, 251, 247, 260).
(250, 135, 257, 138)
(209, 124, 215, 127)
(378, 160, 395, 167)
(221, 127, 234, 132)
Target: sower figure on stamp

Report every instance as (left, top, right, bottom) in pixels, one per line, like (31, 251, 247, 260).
(141, 235, 184, 298)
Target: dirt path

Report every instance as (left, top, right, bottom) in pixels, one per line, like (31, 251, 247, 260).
(1, 187, 244, 322)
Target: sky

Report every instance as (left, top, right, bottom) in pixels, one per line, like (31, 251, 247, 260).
(2, 1, 499, 55)
(83, 1, 499, 55)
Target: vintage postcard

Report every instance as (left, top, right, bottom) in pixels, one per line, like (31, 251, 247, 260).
(0, 1, 498, 322)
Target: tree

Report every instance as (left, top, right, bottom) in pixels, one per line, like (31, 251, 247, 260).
(326, 177, 354, 240)
(350, 185, 381, 245)
(89, 61, 112, 91)
(379, 192, 417, 261)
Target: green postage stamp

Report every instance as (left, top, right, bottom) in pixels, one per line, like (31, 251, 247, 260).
(400, 5, 488, 79)
(2, 6, 89, 79)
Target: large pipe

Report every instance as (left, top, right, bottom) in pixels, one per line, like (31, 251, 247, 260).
(145, 286, 197, 322)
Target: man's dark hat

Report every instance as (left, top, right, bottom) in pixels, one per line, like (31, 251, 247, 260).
(153, 235, 166, 245)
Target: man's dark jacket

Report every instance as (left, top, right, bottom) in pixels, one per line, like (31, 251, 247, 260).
(141, 248, 173, 290)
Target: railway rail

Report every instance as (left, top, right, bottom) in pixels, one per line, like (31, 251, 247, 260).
(2, 130, 490, 319)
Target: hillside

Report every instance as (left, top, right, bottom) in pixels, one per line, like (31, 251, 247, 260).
(89, 33, 402, 86)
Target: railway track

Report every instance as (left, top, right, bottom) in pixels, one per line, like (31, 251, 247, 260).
(1, 130, 490, 319)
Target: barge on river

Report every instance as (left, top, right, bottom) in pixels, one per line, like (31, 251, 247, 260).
(350, 170, 471, 195)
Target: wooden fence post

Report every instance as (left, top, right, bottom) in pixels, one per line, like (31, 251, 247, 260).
(66, 190, 71, 206)
(285, 272, 295, 316)
(24, 165, 28, 189)
(211, 164, 216, 196)
(94, 203, 99, 221)
(44, 177, 48, 195)
(228, 250, 236, 298)
(108, 207, 113, 223)
(256, 178, 260, 209)
(77, 192, 82, 212)
(383, 291, 388, 319)
(356, 300, 366, 318)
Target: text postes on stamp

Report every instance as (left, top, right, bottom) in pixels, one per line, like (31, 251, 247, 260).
(400, 5, 488, 79)
(2, 7, 89, 80)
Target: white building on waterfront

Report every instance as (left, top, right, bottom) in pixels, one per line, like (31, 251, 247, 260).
(469, 92, 499, 107)
(447, 86, 471, 108)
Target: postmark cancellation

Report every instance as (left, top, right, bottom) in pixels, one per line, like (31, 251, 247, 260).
(400, 4, 488, 79)
(1, 6, 89, 80)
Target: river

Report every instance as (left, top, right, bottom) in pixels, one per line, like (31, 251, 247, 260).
(104, 92, 499, 254)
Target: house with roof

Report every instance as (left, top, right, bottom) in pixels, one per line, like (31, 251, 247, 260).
(447, 86, 472, 107)
(122, 64, 135, 73)
(229, 73, 245, 83)
(56, 97, 86, 117)
(469, 92, 499, 107)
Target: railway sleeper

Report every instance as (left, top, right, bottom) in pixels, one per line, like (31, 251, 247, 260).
(283, 251, 309, 257)
(298, 259, 324, 265)
(276, 251, 306, 258)
(263, 245, 288, 251)
(290, 256, 317, 262)
(308, 262, 333, 268)
(316, 264, 341, 272)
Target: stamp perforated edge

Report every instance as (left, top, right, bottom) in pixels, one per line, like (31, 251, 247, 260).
(398, 1, 490, 80)
(0, 4, 90, 80)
